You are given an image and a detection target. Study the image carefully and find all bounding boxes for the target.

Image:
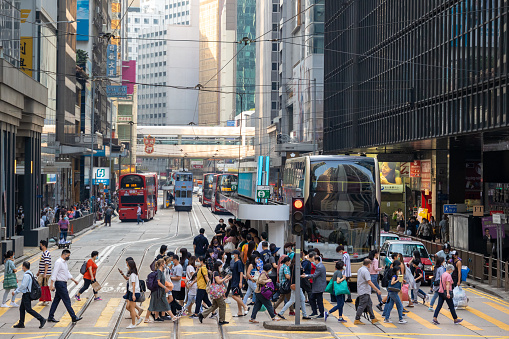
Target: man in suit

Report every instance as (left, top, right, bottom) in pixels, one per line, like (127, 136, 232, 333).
(302, 255, 327, 318)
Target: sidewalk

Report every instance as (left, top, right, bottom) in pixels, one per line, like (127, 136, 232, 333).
(465, 278, 509, 300)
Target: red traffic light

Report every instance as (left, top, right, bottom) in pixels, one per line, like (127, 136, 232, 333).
(293, 198, 304, 209)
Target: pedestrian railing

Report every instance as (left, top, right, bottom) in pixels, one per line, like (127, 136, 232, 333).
(394, 232, 508, 292)
(47, 214, 94, 240)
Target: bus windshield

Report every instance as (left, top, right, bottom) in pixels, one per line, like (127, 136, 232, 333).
(121, 175, 144, 189)
(309, 160, 377, 218)
(204, 175, 214, 190)
(219, 175, 237, 192)
(176, 174, 192, 181)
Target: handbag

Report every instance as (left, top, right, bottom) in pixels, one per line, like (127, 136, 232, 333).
(39, 285, 52, 302)
(279, 279, 291, 294)
(181, 277, 187, 289)
(325, 279, 334, 294)
(137, 291, 146, 303)
(334, 280, 350, 295)
(387, 279, 402, 292)
(401, 283, 409, 296)
(92, 281, 102, 291)
(224, 241, 235, 253)
(439, 276, 454, 300)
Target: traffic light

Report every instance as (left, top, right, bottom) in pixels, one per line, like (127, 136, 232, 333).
(291, 197, 305, 235)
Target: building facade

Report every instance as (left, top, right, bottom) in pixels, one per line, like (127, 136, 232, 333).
(324, 1, 509, 226)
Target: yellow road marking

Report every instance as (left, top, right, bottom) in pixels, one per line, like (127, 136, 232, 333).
(371, 309, 397, 328)
(23, 303, 46, 325)
(179, 314, 194, 326)
(464, 288, 509, 308)
(223, 299, 236, 326)
(95, 298, 122, 327)
(438, 308, 482, 331)
(405, 311, 440, 329)
(322, 298, 357, 327)
(54, 298, 87, 327)
(466, 307, 509, 331)
(485, 302, 509, 315)
(0, 297, 21, 318)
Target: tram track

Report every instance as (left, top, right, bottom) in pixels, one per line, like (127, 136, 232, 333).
(58, 209, 195, 339)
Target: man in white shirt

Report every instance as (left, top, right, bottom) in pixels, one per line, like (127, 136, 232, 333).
(47, 250, 82, 324)
(137, 205, 144, 225)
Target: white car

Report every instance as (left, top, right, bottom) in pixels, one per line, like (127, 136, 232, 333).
(380, 231, 400, 245)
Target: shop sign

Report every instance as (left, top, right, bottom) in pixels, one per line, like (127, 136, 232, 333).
(473, 205, 484, 216)
(417, 207, 428, 222)
(256, 185, 271, 199)
(380, 161, 403, 193)
(410, 161, 421, 177)
(143, 135, 155, 154)
(420, 160, 431, 190)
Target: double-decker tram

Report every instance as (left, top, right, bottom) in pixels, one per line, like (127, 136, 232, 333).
(283, 156, 381, 279)
(201, 173, 215, 206)
(174, 172, 193, 211)
(211, 174, 238, 213)
(119, 173, 158, 221)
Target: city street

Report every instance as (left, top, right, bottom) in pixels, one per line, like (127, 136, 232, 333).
(0, 198, 506, 339)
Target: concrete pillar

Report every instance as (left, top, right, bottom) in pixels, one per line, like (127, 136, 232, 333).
(267, 220, 285, 256)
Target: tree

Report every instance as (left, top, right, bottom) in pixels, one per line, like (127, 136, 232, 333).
(76, 49, 88, 68)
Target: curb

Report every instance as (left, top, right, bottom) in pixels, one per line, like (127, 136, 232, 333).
(0, 221, 102, 274)
(262, 321, 327, 331)
(465, 280, 507, 300)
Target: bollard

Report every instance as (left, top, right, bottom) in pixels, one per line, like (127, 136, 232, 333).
(506, 261, 509, 292)
(497, 258, 502, 288)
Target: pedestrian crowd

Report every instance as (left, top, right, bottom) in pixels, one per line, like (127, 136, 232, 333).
(2, 217, 467, 329)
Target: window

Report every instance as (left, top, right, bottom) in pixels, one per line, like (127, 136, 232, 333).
(272, 43, 278, 51)
(163, 92, 166, 96)
(272, 24, 278, 31)
(163, 103, 166, 108)
(272, 63, 278, 70)
(158, 113, 162, 117)
(272, 82, 278, 90)
(135, 18, 140, 23)
(273, 4, 278, 12)
(144, 18, 149, 24)
(163, 113, 166, 117)
(150, 114, 153, 118)
(272, 101, 277, 110)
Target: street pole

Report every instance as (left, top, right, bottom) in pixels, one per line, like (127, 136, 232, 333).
(109, 98, 112, 203)
(238, 93, 243, 178)
(294, 234, 301, 325)
(90, 79, 95, 221)
(129, 121, 134, 173)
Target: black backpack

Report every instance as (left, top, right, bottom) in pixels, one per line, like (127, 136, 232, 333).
(28, 272, 41, 300)
(139, 279, 147, 292)
(381, 266, 392, 288)
(260, 250, 272, 265)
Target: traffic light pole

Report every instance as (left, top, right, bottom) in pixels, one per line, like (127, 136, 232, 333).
(294, 234, 301, 325)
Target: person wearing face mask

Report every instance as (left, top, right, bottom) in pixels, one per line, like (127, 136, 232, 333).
(284, 242, 295, 260)
(214, 219, 226, 244)
(37, 240, 52, 305)
(75, 251, 101, 302)
(48, 250, 82, 324)
(191, 257, 212, 319)
(119, 257, 145, 317)
(58, 216, 70, 242)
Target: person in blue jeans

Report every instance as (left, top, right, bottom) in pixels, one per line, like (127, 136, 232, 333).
(325, 261, 347, 323)
(382, 265, 407, 324)
(136, 205, 144, 225)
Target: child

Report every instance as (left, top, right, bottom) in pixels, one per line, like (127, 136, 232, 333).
(411, 260, 428, 303)
(325, 261, 347, 323)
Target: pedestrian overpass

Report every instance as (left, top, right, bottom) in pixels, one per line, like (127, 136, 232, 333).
(136, 125, 255, 159)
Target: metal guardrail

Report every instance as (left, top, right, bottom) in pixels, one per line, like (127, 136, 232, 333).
(47, 214, 94, 240)
(395, 232, 508, 292)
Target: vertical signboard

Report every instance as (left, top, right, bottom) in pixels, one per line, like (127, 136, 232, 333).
(122, 60, 136, 94)
(111, 0, 121, 58)
(107, 44, 117, 77)
(420, 160, 432, 191)
(19, 0, 35, 77)
(77, 0, 90, 41)
(410, 160, 421, 177)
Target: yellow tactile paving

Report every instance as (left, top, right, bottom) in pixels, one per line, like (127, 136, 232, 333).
(53, 298, 87, 327)
(95, 298, 122, 327)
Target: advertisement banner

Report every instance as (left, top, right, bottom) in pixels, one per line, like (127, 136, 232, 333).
(380, 162, 404, 194)
(77, 0, 90, 41)
(20, 37, 33, 77)
(482, 216, 506, 239)
(420, 160, 431, 191)
(122, 60, 136, 94)
(410, 160, 421, 177)
(106, 85, 127, 97)
(238, 172, 256, 199)
(465, 161, 482, 199)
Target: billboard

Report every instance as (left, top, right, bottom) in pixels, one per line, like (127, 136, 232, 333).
(379, 162, 404, 193)
(77, 0, 90, 41)
(122, 60, 136, 94)
(107, 44, 117, 77)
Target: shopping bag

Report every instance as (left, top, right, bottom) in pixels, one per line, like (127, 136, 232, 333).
(92, 281, 102, 291)
(461, 266, 470, 282)
(334, 280, 350, 295)
(39, 285, 52, 302)
(325, 279, 334, 294)
(453, 286, 468, 308)
(260, 305, 267, 312)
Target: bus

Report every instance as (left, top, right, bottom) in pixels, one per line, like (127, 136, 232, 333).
(211, 174, 238, 213)
(201, 173, 216, 206)
(119, 173, 158, 221)
(282, 156, 381, 279)
(174, 172, 193, 211)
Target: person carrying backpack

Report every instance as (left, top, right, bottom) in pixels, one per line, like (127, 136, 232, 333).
(13, 262, 46, 329)
(104, 205, 113, 227)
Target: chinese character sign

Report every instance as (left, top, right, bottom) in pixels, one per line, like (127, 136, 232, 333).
(107, 44, 117, 77)
(20, 37, 33, 77)
(144, 135, 156, 154)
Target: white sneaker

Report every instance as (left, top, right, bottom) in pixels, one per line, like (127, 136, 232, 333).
(0, 304, 10, 308)
(399, 319, 408, 324)
(136, 317, 143, 326)
(383, 319, 392, 323)
(10, 302, 19, 307)
(126, 324, 137, 329)
(224, 299, 231, 304)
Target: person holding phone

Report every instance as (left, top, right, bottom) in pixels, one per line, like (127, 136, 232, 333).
(119, 257, 144, 317)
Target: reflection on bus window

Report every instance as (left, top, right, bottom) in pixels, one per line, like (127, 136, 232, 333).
(121, 175, 144, 189)
(304, 220, 373, 262)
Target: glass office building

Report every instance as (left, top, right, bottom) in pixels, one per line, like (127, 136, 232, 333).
(236, 0, 256, 115)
